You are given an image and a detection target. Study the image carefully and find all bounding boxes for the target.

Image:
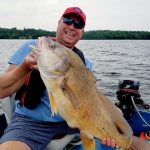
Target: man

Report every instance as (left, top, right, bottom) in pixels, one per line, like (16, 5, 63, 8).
(0, 7, 118, 150)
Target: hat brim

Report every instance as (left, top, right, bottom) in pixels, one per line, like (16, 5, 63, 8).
(63, 13, 85, 25)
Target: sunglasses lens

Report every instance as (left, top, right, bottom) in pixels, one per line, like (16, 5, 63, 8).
(63, 17, 84, 29)
(63, 17, 72, 25)
(74, 21, 84, 29)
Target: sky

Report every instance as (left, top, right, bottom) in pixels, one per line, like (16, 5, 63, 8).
(0, 0, 150, 31)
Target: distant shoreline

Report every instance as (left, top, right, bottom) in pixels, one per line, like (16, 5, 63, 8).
(0, 27, 150, 40)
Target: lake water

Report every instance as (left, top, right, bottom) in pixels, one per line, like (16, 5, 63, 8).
(0, 40, 150, 105)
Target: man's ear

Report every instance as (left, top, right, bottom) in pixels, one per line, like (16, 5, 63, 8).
(82, 28, 84, 34)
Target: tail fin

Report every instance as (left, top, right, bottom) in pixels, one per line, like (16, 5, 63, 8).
(129, 135, 150, 150)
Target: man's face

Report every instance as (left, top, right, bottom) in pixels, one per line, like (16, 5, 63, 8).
(56, 14, 84, 49)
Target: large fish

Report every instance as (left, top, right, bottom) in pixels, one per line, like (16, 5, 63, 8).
(30, 36, 150, 150)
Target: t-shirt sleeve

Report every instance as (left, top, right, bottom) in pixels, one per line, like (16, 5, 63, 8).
(9, 40, 37, 66)
(85, 57, 93, 71)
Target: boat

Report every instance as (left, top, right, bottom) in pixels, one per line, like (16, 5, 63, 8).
(0, 80, 150, 150)
(115, 80, 150, 136)
(114, 79, 150, 147)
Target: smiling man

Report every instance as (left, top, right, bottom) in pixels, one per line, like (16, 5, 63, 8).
(0, 7, 118, 150)
(56, 7, 85, 49)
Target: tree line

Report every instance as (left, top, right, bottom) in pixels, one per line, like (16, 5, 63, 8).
(0, 27, 150, 39)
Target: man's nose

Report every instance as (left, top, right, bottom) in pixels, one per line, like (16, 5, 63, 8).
(68, 23, 75, 30)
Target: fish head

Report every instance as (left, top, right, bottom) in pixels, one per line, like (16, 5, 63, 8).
(30, 36, 71, 80)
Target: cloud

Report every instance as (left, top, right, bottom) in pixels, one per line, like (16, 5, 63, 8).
(0, 0, 149, 31)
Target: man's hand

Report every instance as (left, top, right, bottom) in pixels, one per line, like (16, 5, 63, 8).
(101, 137, 119, 148)
(0, 53, 38, 98)
(25, 53, 38, 70)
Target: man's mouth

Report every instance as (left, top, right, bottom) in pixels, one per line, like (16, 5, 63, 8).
(65, 31, 75, 37)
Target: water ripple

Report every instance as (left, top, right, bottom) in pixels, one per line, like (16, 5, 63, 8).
(0, 40, 149, 103)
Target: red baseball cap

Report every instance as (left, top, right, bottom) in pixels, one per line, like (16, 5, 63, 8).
(62, 7, 86, 25)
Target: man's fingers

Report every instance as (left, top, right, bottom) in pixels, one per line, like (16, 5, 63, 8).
(109, 138, 120, 148)
(101, 138, 106, 145)
(25, 53, 38, 70)
(101, 137, 120, 148)
(110, 139, 115, 147)
(32, 65, 38, 70)
(101, 137, 111, 146)
(106, 138, 111, 146)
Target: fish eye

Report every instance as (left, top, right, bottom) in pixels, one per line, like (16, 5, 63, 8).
(47, 38, 56, 50)
(50, 43, 56, 50)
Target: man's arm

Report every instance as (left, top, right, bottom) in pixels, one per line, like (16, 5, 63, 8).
(0, 54, 37, 99)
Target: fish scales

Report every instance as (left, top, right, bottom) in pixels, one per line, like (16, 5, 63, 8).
(30, 36, 150, 150)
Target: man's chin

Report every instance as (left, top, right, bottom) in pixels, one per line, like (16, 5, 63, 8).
(63, 40, 75, 48)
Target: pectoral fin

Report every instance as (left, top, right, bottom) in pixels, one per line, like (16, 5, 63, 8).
(80, 133, 95, 150)
(63, 84, 80, 109)
(48, 92, 57, 116)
